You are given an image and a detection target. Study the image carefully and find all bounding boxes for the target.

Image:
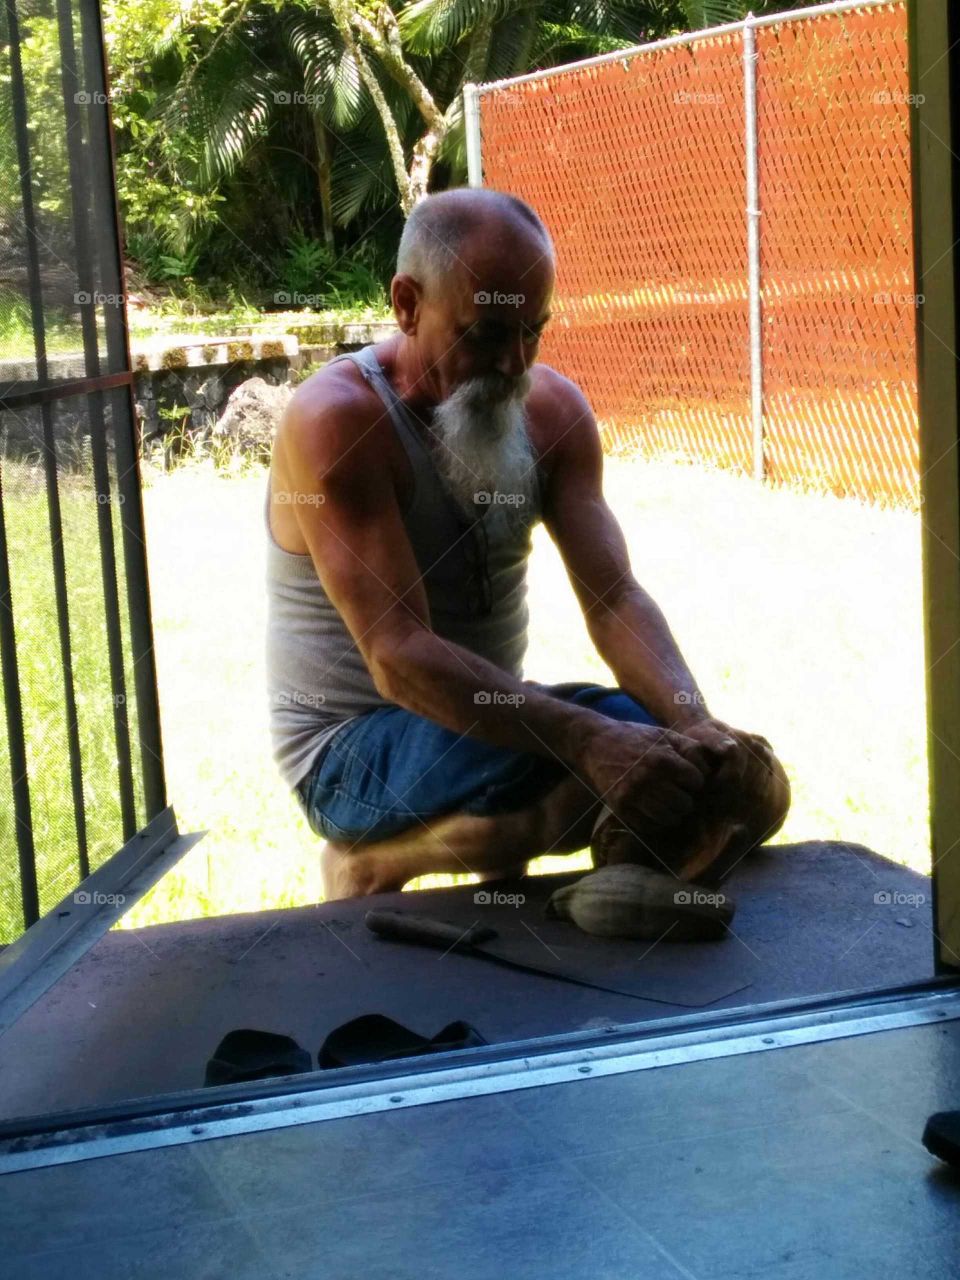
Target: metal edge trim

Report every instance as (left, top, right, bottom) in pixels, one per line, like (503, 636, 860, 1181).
(3, 981, 958, 1173)
(0, 808, 201, 1035)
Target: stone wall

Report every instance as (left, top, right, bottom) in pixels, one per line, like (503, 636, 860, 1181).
(0, 320, 397, 464)
(133, 321, 396, 460)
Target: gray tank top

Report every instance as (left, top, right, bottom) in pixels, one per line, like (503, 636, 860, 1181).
(265, 343, 546, 790)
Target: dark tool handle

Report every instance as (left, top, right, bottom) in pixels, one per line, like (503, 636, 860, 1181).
(365, 910, 497, 951)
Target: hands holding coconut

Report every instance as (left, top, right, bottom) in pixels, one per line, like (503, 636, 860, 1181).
(570, 713, 791, 936)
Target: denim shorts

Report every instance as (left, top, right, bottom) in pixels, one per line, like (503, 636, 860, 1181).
(292, 680, 661, 844)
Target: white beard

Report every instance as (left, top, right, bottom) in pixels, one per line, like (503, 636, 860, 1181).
(426, 371, 537, 523)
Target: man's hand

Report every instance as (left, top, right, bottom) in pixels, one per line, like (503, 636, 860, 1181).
(679, 718, 788, 831)
(575, 719, 715, 831)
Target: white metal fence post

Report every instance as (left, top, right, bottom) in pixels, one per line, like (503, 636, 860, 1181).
(462, 83, 482, 186)
(744, 14, 764, 482)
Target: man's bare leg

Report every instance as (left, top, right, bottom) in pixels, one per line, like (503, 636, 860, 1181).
(320, 771, 600, 901)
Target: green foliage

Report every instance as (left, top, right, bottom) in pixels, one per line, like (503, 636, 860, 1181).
(0, 295, 83, 360)
(274, 229, 386, 305)
(279, 230, 330, 296)
(93, 0, 826, 301)
(0, 17, 68, 221)
(676, 0, 812, 24)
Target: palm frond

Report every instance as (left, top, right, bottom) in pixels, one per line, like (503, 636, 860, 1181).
(676, 0, 747, 29)
(399, 0, 518, 55)
(530, 20, 641, 64)
(330, 130, 397, 225)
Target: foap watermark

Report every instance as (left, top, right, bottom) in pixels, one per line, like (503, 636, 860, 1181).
(74, 890, 126, 906)
(273, 90, 328, 107)
(872, 90, 925, 106)
(874, 890, 926, 907)
(674, 888, 727, 907)
(474, 889, 526, 907)
(275, 489, 325, 506)
(474, 489, 526, 507)
(474, 290, 525, 308)
(874, 291, 924, 307)
(474, 690, 526, 706)
(75, 290, 125, 306)
(73, 89, 121, 105)
(674, 90, 724, 106)
(277, 690, 326, 708)
(274, 291, 325, 307)
(95, 491, 125, 505)
(674, 690, 706, 706)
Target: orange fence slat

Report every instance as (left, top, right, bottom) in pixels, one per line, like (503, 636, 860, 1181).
(476, 1, 918, 507)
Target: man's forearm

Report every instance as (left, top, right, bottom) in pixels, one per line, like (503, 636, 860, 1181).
(374, 628, 613, 771)
(589, 585, 710, 728)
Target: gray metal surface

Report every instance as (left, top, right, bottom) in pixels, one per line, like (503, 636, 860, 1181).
(2, 983, 957, 1173)
(0, 840, 937, 1123)
(0, 809, 199, 1036)
(1, 1015, 958, 1278)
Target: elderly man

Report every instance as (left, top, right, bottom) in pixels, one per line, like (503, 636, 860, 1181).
(266, 186, 789, 902)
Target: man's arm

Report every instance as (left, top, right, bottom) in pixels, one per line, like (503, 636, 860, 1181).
(273, 376, 710, 829)
(538, 371, 711, 730)
(539, 371, 787, 799)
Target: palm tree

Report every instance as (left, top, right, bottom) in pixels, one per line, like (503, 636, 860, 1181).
(140, 1, 689, 251)
(152, 3, 370, 253)
(116, 0, 812, 288)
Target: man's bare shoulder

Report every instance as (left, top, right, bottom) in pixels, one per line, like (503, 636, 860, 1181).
(277, 359, 393, 475)
(527, 362, 601, 464)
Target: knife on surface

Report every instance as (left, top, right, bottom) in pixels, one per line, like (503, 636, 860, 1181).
(364, 909, 751, 1007)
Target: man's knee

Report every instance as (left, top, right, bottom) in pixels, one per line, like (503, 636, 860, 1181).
(534, 773, 601, 852)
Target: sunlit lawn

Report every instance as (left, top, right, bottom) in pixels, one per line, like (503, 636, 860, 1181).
(117, 450, 928, 927)
(0, 461, 146, 941)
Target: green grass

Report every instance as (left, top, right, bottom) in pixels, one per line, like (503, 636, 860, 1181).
(110, 449, 928, 928)
(0, 297, 95, 361)
(0, 456, 146, 941)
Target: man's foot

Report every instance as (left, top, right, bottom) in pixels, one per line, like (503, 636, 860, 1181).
(473, 862, 529, 885)
(320, 841, 527, 901)
(321, 841, 394, 901)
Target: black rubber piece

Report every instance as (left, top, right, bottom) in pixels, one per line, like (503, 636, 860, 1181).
(204, 1029, 312, 1086)
(318, 1013, 487, 1069)
(922, 1110, 960, 1169)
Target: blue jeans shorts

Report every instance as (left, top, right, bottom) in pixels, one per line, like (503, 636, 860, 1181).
(292, 680, 661, 844)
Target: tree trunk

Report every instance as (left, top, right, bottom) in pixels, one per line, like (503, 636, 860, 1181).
(312, 115, 335, 250)
(328, 0, 412, 211)
(334, 4, 494, 210)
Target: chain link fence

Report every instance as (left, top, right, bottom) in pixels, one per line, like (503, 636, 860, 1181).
(466, 0, 917, 507)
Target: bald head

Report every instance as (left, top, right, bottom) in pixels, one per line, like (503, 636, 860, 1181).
(388, 187, 554, 502)
(396, 187, 554, 300)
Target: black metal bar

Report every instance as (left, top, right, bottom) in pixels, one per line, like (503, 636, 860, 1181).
(79, 0, 124, 380)
(56, 0, 137, 843)
(39, 401, 91, 880)
(2, 0, 72, 924)
(0, 466, 38, 931)
(77, 0, 167, 820)
(0, 370, 134, 412)
(4, 0, 91, 883)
